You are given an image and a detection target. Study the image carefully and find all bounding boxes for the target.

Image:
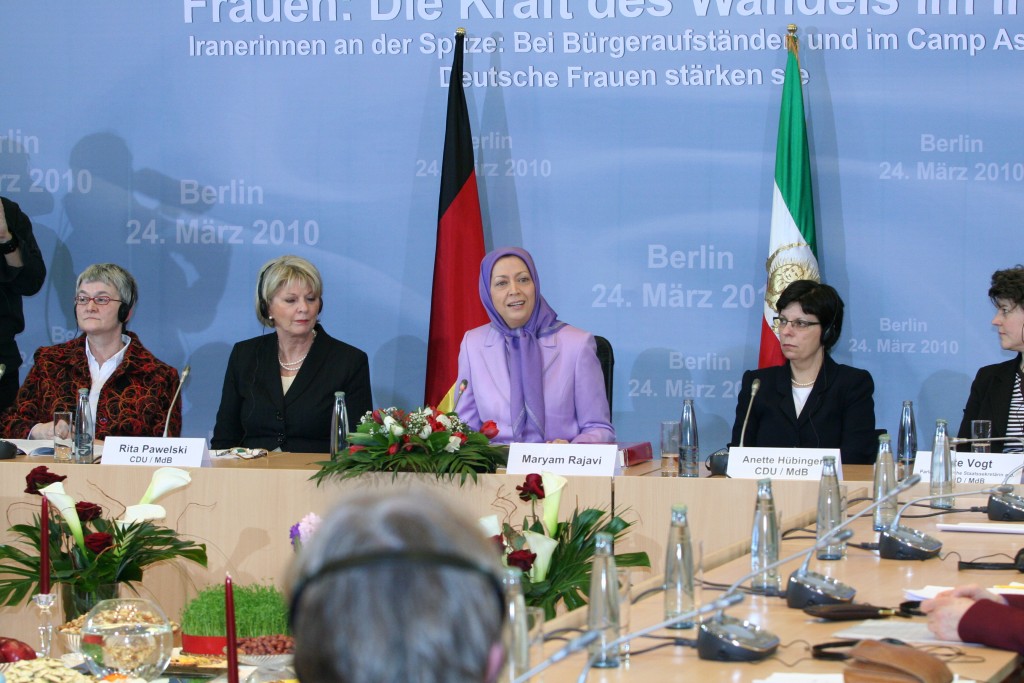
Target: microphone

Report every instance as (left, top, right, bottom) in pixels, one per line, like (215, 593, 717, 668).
(786, 474, 921, 609)
(162, 365, 190, 438)
(0, 363, 6, 382)
(949, 437, 1024, 521)
(738, 379, 761, 448)
(511, 629, 600, 683)
(452, 379, 468, 412)
(696, 527, 856, 662)
(879, 483, 1013, 560)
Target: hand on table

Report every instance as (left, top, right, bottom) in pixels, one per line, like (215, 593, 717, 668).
(920, 584, 1008, 641)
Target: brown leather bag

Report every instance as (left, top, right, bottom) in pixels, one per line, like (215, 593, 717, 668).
(843, 639, 953, 683)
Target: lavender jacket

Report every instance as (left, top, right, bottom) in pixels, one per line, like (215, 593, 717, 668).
(456, 323, 615, 444)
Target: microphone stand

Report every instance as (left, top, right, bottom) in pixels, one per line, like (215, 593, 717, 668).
(696, 528, 855, 661)
(879, 484, 1013, 560)
(949, 437, 1024, 521)
(785, 474, 921, 609)
(162, 365, 190, 438)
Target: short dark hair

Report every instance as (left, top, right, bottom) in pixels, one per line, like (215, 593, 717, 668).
(776, 280, 844, 351)
(988, 266, 1024, 308)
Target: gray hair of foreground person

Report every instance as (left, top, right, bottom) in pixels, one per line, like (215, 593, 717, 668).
(289, 490, 507, 683)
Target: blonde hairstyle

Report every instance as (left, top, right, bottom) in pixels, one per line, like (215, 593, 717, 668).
(254, 255, 323, 327)
(76, 263, 138, 330)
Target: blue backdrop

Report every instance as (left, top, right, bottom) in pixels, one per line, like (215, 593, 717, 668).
(2, 2, 1021, 450)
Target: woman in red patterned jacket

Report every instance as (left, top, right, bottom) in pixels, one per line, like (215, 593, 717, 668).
(0, 263, 181, 439)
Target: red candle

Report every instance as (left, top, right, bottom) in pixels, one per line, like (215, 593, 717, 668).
(40, 498, 50, 595)
(225, 573, 239, 683)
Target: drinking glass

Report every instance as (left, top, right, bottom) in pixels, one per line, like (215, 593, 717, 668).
(54, 411, 73, 463)
(526, 606, 545, 670)
(971, 420, 992, 453)
(660, 421, 680, 477)
(616, 568, 632, 657)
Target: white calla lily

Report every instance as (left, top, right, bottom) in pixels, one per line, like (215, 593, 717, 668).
(540, 472, 568, 536)
(523, 530, 559, 582)
(40, 482, 85, 550)
(138, 467, 191, 505)
(119, 504, 167, 526)
(478, 515, 501, 538)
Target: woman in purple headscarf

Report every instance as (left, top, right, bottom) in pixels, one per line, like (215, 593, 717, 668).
(455, 247, 614, 444)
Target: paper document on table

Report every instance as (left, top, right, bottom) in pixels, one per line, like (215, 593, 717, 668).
(832, 619, 977, 646)
(753, 674, 842, 683)
(937, 522, 1024, 535)
(905, 583, 1024, 600)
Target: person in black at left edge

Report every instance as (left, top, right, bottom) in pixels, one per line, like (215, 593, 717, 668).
(0, 197, 46, 413)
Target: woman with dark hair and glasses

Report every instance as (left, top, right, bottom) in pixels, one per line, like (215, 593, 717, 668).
(0, 263, 182, 439)
(957, 266, 1024, 453)
(728, 280, 877, 464)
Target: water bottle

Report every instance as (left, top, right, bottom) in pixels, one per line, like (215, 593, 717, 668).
(73, 388, 94, 464)
(678, 399, 699, 478)
(750, 479, 781, 594)
(330, 391, 348, 461)
(896, 400, 918, 481)
(816, 455, 845, 560)
(930, 418, 954, 509)
(873, 433, 897, 531)
(502, 567, 529, 678)
(663, 505, 695, 628)
(587, 532, 620, 668)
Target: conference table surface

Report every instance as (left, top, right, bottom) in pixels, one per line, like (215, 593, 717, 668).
(539, 493, 1022, 683)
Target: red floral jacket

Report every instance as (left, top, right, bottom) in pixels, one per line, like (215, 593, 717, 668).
(0, 332, 181, 439)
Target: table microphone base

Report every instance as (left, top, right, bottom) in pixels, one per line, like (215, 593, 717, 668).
(696, 615, 780, 661)
(785, 570, 856, 609)
(988, 493, 1024, 522)
(878, 525, 942, 560)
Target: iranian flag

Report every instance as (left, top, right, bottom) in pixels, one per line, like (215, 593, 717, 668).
(758, 26, 821, 368)
(425, 29, 489, 406)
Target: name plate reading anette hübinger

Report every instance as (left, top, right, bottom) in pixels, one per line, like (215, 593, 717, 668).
(102, 437, 210, 468)
(727, 447, 843, 481)
(506, 442, 619, 477)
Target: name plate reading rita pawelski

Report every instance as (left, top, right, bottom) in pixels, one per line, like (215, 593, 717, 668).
(727, 447, 843, 481)
(102, 437, 210, 468)
(507, 442, 619, 477)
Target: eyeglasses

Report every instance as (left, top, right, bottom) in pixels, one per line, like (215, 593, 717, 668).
(773, 316, 821, 330)
(74, 295, 123, 307)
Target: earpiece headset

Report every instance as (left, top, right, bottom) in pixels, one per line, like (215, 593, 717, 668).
(117, 274, 138, 325)
(288, 550, 506, 630)
(818, 285, 841, 349)
(958, 547, 1024, 572)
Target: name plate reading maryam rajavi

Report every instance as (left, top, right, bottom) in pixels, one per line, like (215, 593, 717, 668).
(506, 442, 619, 477)
(102, 437, 210, 468)
(727, 447, 844, 481)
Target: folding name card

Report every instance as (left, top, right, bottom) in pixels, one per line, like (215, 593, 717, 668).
(507, 442, 619, 477)
(102, 437, 210, 468)
(727, 447, 843, 481)
(913, 451, 1024, 485)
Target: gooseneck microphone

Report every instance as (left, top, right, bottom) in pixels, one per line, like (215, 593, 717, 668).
(879, 483, 1014, 560)
(696, 527, 855, 662)
(738, 379, 761, 448)
(0, 363, 6, 382)
(949, 437, 1024, 521)
(786, 474, 921, 609)
(162, 365, 190, 438)
(511, 630, 601, 683)
(452, 379, 468, 412)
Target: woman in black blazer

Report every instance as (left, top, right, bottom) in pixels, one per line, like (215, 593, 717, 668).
(958, 266, 1024, 453)
(729, 280, 877, 464)
(212, 256, 372, 453)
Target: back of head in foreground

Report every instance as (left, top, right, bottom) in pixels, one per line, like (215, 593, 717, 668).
(290, 490, 506, 683)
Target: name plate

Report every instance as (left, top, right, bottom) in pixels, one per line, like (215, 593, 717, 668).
(102, 437, 210, 468)
(727, 447, 843, 481)
(507, 442, 618, 477)
(911, 450, 1024, 485)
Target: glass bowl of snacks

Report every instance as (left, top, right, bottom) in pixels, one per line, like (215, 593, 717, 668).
(79, 598, 174, 681)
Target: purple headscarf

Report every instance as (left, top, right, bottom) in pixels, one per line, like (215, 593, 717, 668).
(479, 247, 565, 442)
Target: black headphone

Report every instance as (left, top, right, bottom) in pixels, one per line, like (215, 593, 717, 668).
(117, 274, 138, 325)
(818, 285, 842, 349)
(958, 548, 1024, 572)
(288, 550, 506, 630)
(257, 260, 324, 322)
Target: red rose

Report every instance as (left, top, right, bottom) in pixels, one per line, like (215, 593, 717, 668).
(75, 502, 103, 522)
(24, 466, 67, 495)
(84, 532, 114, 554)
(387, 442, 400, 456)
(507, 549, 537, 573)
(516, 474, 545, 502)
(372, 409, 384, 424)
(348, 445, 365, 454)
(453, 432, 467, 444)
(481, 421, 499, 439)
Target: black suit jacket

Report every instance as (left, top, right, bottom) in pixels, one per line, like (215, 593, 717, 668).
(211, 325, 373, 453)
(957, 354, 1021, 453)
(729, 356, 878, 464)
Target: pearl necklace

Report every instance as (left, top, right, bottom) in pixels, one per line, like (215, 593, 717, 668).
(791, 377, 815, 388)
(279, 331, 316, 371)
